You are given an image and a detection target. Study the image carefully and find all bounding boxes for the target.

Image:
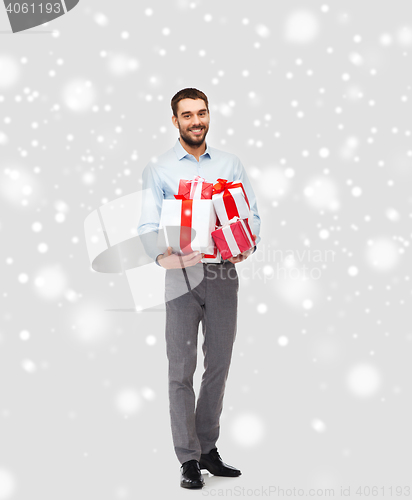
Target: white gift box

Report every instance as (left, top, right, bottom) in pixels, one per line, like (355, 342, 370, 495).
(212, 183, 251, 226)
(157, 199, 216, 255)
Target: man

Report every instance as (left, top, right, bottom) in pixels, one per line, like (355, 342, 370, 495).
(137, 88, 261, 489)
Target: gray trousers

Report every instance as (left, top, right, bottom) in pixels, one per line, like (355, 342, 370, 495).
(164, 261, 239, 464)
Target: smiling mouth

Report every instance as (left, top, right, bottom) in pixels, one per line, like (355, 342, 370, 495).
(190, 128, 203, 134)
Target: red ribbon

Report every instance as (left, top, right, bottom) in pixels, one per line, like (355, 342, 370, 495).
(202, 213, 219, 259)
(212, 179, 250, 220)
(211, 218, 253, 260)
(213, 178, 231, 194)
(174, 194, 193, 253)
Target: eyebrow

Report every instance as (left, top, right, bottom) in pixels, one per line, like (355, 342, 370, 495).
(180, 109, 207, 116)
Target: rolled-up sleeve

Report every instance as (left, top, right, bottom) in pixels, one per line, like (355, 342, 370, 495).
(137, 163, 164, 264)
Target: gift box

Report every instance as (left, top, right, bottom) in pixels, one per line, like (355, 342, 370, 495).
(157, 198, 216, 255)
(201, 243, 222, 263)
(201, 212, 222, 263)
(212, 178, 251, 225)
(211, 217, 254, 260)
(177, 175, 213, 200)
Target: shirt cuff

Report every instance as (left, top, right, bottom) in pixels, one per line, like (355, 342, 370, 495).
(155, 254, 162, 267)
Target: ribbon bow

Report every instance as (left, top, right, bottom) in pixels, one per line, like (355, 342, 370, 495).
(187, 175, 206, 199)
(187, 175, 206, 184)
(219, 216, 240, 229)
(213, 178, 230, 194)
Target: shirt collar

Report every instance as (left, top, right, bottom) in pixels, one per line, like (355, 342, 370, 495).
(174, 137, 212, 160)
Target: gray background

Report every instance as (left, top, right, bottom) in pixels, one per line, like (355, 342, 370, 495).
(0, 0, 411, 498)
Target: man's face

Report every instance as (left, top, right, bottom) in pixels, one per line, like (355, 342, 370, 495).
(172, 98, 210, 148)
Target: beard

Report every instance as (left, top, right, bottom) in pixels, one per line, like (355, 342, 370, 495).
(178, 122, 209, 148)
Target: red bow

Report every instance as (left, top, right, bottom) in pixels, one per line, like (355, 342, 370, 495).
(212, 178, 231, 194)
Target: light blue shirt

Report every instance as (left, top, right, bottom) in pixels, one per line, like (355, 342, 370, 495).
(137, 138, 261, 264)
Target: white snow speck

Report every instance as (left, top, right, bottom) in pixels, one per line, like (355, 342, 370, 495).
(230, 413, 265, 447)
(278, 336, 289, 346)
(348, 266, 358, 276)
(346, 363, 381, 398)
(311, 418, 326, 433)
(146, 335, 156, 346)
(18, 273, 29, 284)
(22, 359, 37, 373)
(257, 303, 267, 314)
(284, 9, 320, 44)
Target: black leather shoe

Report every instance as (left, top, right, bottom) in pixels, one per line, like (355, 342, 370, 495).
(199, 448, 241, 477)
(180, 460, 205, 489)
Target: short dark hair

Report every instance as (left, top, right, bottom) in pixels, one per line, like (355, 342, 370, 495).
(171, 88, 209, 117)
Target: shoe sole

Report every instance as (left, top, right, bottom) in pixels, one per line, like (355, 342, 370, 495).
(180, 482, 204, 489)
(199, 466, 241, 477)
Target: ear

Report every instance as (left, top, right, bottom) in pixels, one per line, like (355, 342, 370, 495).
(171, 115, 179, 129)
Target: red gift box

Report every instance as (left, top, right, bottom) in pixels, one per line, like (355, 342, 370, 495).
(177, 175, 213, 200)
(211, 217, 255, 260)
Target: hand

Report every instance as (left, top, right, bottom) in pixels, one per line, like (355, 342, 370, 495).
(157, 247, 204, 269)
(227, 234, 257, 264)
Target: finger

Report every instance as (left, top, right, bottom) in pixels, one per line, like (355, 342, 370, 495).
(183, 251, 203, 266)
(175, 253, 187, 268)
(181, 250, 201, 260)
